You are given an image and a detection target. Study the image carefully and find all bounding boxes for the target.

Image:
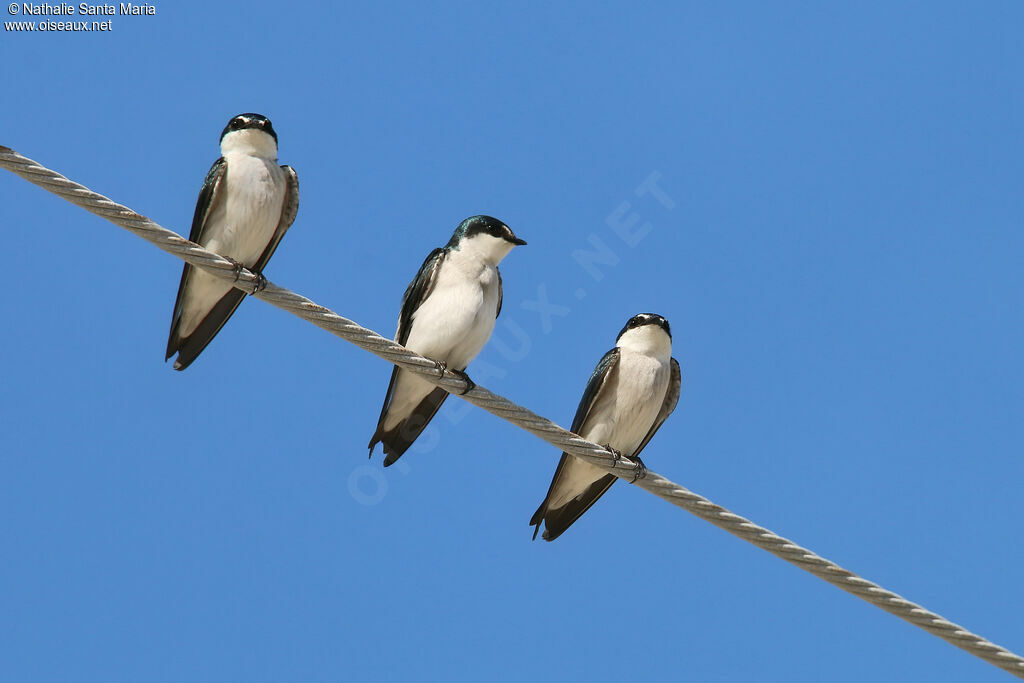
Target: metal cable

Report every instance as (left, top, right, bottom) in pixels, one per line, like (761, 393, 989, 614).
(2, 145, 1022, 678)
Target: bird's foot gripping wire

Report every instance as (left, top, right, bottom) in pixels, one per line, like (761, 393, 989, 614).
(250, 271, 267, 295)
(603, 444, 623, 464)
(226, 256, 245, 281)
(431, 360, 475, 395)
(630, 455, 647, 483)
(433, 359, 448, 379)
(225, 257, 265, 295)
(451, 369, 475, 395)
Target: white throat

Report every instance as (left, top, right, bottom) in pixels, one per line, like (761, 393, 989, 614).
(455, 233, 516, 266)
(220, 129, 278, 159)
(617, 325, 672, 358)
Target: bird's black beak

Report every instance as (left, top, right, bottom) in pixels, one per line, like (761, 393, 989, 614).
(509, 236, 527, 246)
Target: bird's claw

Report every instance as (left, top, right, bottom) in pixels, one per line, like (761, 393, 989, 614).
(250, 271, 267, 296)
(430, 361, 474, 394)
(226, 257, 245, 282)
(630, 455, 648, 483)
(451, 369, 475, 395)
(433, 359, 448, 378)
(224, 257, 264, 295)
(603, 444, 623, 464)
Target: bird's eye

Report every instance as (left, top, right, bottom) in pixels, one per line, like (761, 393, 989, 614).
(629, 317, 641, 328)
(232, 118, 245, 129)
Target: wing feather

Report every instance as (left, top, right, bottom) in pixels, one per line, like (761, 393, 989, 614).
(165, 157, 227, 364)
(368, 248, 449, 462)
(530, 348, 621, 540)
(396, 248, 446, 345)
(569, 348, 620, 433)
(496, 268, 503, 318)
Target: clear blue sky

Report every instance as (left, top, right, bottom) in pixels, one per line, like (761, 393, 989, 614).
(2, 2, 1022, 681)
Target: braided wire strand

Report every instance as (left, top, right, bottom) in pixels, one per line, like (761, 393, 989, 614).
(2, 145, 1022, 678)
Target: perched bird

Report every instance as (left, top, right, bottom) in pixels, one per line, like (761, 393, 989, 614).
(165, 113, 299, 370)
(530, 313, 681, 541)
(369, 215, 527, 466)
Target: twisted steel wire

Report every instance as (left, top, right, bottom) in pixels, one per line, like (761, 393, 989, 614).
(2, 145, 1022, 678)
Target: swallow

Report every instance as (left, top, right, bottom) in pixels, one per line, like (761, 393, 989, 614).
(166, 112, 299, 370)
(531, 313, 681, 541)
(369, 215, 526, 466)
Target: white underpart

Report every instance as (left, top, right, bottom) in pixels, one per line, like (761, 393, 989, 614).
(383, 233, 517, 430)
(548, 324, 673, 510)
(178, 129, 286, 338)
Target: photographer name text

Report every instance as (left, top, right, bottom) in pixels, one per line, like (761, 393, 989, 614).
(15, 2, 154, 15)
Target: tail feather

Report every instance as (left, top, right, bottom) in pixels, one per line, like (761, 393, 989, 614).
(530, 504, 545, 540)
(368, 387, 448, 467)
(529, 471, 618, 542)
(167, 288, 247, 371)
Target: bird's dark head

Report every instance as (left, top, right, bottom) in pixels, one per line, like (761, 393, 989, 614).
(616, 313, 671, 342)
(219, 113, 278, 144)
(448, 215, 526, 248)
